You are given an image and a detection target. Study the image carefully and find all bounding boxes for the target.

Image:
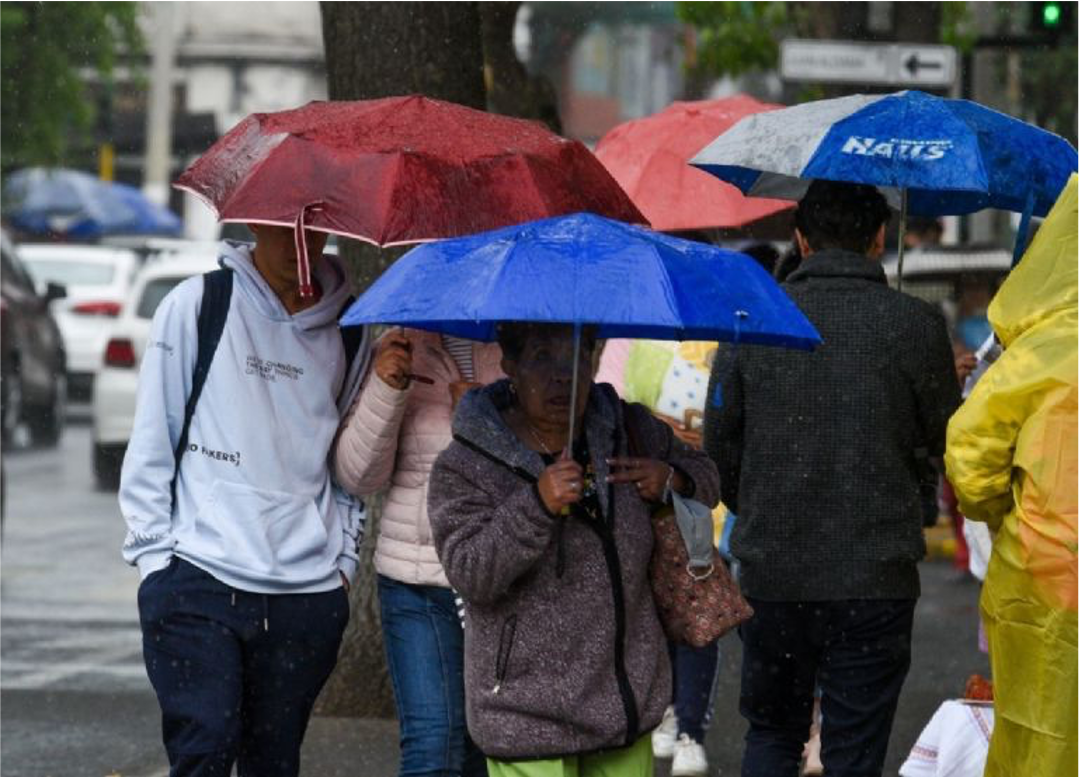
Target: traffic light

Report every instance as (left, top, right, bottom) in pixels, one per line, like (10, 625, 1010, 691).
(1031, 1, 1074, 39)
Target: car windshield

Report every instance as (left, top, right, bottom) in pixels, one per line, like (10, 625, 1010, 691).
(137, 277, 186, 319)
(23, 258, 115, 287)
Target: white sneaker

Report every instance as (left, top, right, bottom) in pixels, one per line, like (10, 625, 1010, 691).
(671, 733, 709, 777)
(651, 705, 678, 759)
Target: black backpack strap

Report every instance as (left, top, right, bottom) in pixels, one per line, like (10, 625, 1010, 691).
(171, 268, 233, 505)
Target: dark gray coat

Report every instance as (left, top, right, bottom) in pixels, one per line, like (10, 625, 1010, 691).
(704, 249, 961, 602)
(428, 380, 719, 760)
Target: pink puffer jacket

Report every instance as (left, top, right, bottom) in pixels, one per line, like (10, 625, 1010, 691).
(335, 328, 504, 587)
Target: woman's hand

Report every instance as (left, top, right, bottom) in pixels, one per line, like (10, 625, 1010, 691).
(537, 457, 584, 515)
(374, 331, 412, 390)
(607, 458, 685, 503)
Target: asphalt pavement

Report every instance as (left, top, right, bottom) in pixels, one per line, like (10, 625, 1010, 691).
(1, 418, 989, 776)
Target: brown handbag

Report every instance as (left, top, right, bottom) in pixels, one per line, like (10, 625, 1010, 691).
(624, 405, 753, 647)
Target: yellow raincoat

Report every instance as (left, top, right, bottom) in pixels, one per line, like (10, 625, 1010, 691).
(945, 174, 1078, 777)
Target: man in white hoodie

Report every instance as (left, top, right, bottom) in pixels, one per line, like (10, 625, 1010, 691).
(120, 224, 368, 776)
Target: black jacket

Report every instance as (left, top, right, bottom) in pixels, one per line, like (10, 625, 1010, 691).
(703, 249, 961, 601)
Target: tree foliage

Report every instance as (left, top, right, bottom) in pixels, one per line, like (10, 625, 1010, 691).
(677, 1, 793, 78)
(1, 2, 142, 168)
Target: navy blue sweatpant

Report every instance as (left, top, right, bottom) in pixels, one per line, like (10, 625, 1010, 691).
(138, 558, 349, 777)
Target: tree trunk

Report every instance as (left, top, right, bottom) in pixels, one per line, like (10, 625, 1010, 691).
(314, 1, 487, 718)
(322, 1, 486, 106)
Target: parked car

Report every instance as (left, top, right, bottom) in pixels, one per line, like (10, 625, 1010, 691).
(1, 231, 68, 447)
(91, 252, 220, 489)
(19, 243, 139, 401)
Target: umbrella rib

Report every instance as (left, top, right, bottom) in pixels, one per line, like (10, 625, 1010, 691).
(213, 128, 293, 217)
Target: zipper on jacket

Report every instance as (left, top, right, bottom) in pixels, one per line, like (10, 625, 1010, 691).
(582, 481, 640, 747)
(553, 515, 567, 578)
(492, 614, 518, 694)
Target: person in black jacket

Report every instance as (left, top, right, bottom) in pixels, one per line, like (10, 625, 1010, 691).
(703, 180, 961, 777)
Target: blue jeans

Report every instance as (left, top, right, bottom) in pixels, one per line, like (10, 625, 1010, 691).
(739, 598, 915, 777)
(139, 558, 348, 777)
(668, 640, 721, 742)
(378, 575, 487, 777)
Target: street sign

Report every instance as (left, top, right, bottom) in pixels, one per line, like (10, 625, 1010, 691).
(781, 39, 957, 88)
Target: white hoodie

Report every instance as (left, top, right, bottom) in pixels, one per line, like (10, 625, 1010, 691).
(120, 242, 369, 594)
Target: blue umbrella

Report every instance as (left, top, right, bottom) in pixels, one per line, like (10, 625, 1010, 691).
(3, 167, 182, 238)
(690, 90, 1078, 270)
(110, 181, 184, 236)
(341, 212, 821, 441)
(341, 212, 819, 348)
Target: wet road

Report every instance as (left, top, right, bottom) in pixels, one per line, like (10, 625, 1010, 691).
(1, 421, 988, 776)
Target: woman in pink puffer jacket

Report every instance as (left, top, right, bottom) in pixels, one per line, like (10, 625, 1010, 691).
(335, 327, 502, 777)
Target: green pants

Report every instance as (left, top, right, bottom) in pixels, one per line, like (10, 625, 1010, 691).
(486, 735, 653, 777)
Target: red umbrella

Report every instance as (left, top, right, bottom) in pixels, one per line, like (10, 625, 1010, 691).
(175, 95, 645, 296)
(594, 95, 793, 233)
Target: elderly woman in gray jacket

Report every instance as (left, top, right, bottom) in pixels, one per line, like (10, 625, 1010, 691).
(427, 323, 720, 777)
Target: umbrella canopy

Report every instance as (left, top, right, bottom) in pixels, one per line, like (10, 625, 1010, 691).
(340, 212, 820, 351)
(595, 96, 794, 231)
(690, 90, 1078, 218)
(174, 95, 646, 246)
(3, 167, 182, 238)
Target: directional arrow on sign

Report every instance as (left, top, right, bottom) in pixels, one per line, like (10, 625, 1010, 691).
(904, 53, 944, 77)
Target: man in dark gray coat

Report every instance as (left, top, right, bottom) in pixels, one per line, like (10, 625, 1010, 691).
(704, 180, 961, 777)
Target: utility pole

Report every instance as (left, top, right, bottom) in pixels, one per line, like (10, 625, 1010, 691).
(143, 3, 177, 207)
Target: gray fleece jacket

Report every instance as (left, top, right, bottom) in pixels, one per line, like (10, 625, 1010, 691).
(427, 380, 720, 760)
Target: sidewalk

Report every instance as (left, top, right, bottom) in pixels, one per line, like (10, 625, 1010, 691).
(301, 717, 399, 776)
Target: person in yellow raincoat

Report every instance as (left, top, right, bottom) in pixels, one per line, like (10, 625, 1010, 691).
(945, 173, 1078, 777)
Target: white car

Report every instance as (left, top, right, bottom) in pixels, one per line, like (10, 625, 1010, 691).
(19, 243, 140, 402)
(92, 252, 221, 489)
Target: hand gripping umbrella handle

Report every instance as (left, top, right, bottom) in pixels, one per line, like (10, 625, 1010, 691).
(295, 202, 325, 299)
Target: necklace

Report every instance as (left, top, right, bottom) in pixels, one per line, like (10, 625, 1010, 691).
(523, 417, 558, 456)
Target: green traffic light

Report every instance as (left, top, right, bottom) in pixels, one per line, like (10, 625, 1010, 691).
(1043, 2, 1062, 26)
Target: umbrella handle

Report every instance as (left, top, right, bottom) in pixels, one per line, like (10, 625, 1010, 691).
(295, 202, 325, 299)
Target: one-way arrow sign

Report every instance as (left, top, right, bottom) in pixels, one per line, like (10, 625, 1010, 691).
(781, 40, 957, 88)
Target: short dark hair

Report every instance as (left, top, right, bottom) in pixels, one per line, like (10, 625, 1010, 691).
(794, 180, 892, 254)
(740, 242, 780, 275)
(496, 322, 597, 362)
